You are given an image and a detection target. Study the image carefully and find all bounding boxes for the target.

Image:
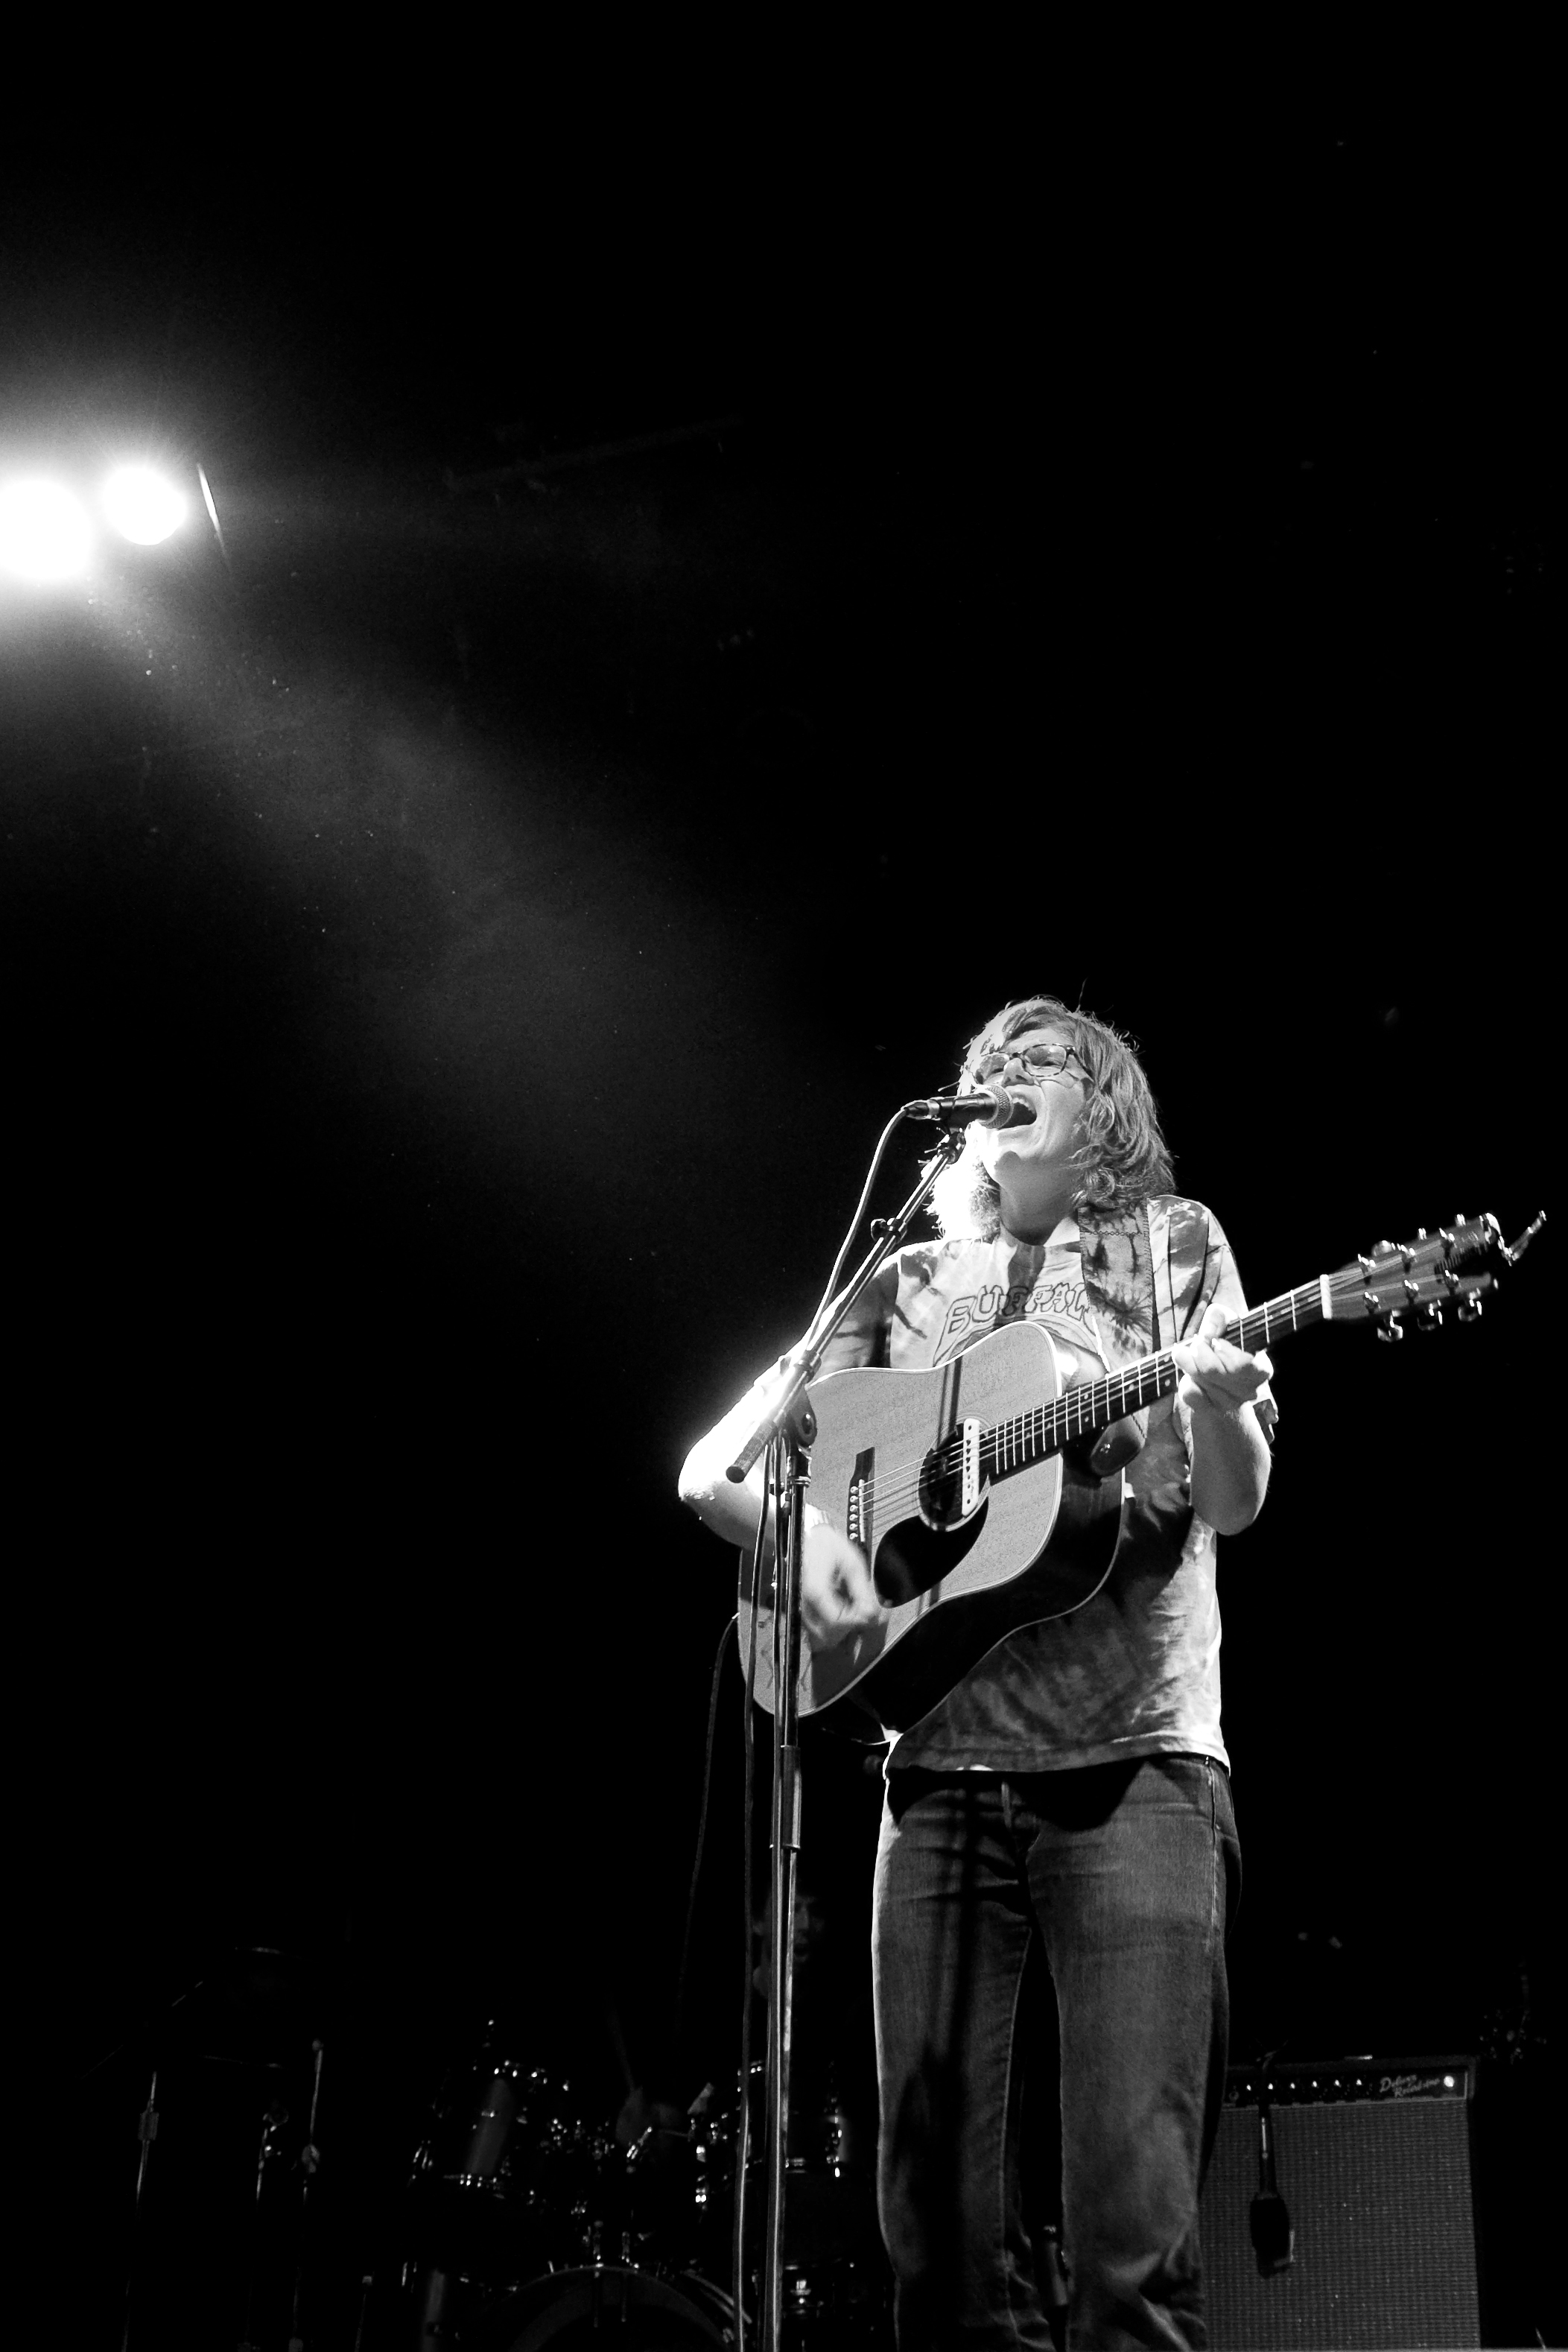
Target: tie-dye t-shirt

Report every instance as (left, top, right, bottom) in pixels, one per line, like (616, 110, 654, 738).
(813, 1196, 1276, 1772)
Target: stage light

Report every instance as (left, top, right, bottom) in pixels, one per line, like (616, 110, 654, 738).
(0, 478, 94, 582)
(102, 464, 186, 545)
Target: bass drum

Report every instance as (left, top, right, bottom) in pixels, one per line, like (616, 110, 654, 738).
(474, 2263, 734, 2350)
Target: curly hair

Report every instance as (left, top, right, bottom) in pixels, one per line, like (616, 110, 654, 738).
(928, 993, 1175, 1240)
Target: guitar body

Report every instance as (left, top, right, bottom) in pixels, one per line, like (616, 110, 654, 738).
(738, 1322, 1127, 1731)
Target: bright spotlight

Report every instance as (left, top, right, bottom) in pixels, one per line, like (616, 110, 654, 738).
(0, 479, 94, 582)
(103, 464, 187, 545)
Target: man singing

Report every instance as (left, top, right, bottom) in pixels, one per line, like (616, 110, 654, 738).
(679, 994, 1276, 2348)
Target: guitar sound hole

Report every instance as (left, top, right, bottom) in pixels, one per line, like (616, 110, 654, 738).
(917, 1442, 963, 1530)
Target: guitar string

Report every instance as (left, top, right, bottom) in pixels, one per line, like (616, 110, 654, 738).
(839, 1265, 1453, 1521)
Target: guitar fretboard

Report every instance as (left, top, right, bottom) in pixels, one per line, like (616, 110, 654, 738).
(975, 1277, 1333, 1478)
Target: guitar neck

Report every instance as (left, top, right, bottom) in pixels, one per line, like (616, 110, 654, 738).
(1048, 1283, 1318, 1450)
(971, 1217, 1507, 1478)
(988, 1278, 1332, 1474)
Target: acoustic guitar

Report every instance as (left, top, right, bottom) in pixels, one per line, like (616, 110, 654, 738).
(738, 1212, 1541, 1732)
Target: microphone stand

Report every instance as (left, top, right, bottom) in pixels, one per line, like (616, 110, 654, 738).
(724, 1112, 964, 2351)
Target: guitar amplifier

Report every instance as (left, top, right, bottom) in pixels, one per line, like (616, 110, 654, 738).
(1199, 2057, 1482, 2350)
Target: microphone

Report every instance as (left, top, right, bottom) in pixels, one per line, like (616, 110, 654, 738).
(902, 1084, 1035, 1129)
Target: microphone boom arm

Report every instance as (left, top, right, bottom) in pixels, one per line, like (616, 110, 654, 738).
(723, 1117, 967, 1484)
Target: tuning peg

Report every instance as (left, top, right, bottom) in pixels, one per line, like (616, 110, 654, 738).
(1414, 1304, 1444, 1333)
(1375, 1313, 1406, 1345)
(1456, 1293, 1485, 1324)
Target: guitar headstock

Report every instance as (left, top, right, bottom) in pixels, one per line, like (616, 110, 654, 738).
(1326, 1211, 1543, 1341)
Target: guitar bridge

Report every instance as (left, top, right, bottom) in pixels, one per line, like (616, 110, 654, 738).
(960, 1417, 980, 1517)
(846, 1449, 875, 1550)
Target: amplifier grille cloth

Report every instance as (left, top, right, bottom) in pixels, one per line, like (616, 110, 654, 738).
(1200, 2098, 1481, 2349)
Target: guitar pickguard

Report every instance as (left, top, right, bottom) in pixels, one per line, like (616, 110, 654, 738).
(872, 1497, 991, 1606)
(837, 1430, 994, 1604)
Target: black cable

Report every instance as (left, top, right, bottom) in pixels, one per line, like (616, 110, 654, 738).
(673, 1612, 738, 2063)
(807, 1105, 914, 1331)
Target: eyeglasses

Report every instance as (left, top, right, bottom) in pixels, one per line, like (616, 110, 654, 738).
(971, 1041, 1088, 1085)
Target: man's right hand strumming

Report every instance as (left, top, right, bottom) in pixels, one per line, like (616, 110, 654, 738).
(800, 1518, 884, 1647)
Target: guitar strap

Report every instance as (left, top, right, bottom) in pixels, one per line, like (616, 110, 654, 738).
(1078, 1201, 1162, 1473)
(1146, 1196, 1176, 1352)
(1077, 1201, 1163, 1367)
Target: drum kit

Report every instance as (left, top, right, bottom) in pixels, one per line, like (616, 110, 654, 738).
(401, 2026, 889, 2348)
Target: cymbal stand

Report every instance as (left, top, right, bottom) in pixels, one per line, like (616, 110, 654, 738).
(89, 1950, 313, 2352)
(725, 1118, 962, 2351)
(104, 1967, 213, 2352)
(287, 2039, 325, 2352)
(120, 2066, 159, 2352)
(238, 2090, 291, 2352)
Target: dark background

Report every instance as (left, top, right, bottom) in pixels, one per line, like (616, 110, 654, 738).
(4, 69, 1557, 2348)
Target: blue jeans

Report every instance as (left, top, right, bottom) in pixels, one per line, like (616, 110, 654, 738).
(872, 1755, 1240, 2350)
